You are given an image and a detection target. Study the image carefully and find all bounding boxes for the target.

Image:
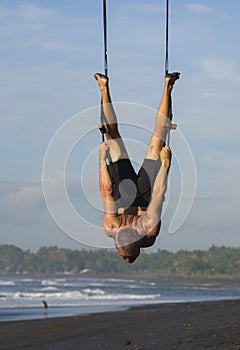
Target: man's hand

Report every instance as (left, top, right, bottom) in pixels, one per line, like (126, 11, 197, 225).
(99, 142, 109, 161)
(160, 145, 171, 172)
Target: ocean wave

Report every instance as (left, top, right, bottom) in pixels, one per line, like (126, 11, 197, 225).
(41, 280, 58, 286)
(104, 278, 136, 283)
(88, 293, 161, 301)
(1, 289, 160, 302)
(82, 288, 105, 295)
(88, 283, 105, 287)
(41, 279, 89, 288)
(0, 280, 15, 286)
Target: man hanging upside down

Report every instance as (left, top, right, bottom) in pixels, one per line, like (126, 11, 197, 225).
(95, 72, 180, 263)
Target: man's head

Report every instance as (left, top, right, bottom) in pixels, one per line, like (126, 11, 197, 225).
(115, 227, 140, 264)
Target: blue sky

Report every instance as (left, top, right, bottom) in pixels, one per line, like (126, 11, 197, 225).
(0, 0, 240, 252)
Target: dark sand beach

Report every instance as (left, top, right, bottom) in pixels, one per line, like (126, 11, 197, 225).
(0, 299, 240, 350)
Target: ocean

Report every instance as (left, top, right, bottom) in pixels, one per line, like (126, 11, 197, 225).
(0, 276, 239, 322)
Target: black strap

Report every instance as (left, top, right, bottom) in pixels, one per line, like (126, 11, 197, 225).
(103, 0, 108, 77)
(165, 0, 169, 76)
(100, 0, 108, 143)
(165, 0, 173, 145)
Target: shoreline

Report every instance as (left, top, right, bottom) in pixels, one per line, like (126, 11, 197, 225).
(1, 296, 240, 324)
(2, 273, 240, 286)
(1, 299, 240, 349)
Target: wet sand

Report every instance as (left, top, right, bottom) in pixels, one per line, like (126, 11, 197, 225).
(0, 300, 240, 350)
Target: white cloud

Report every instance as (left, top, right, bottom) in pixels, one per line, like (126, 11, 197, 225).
(0, 181, 45, 223)
(0, 179, 107, 249)
(198, 57, 236, 80)
(18, 2, 54, 21)
(203, 153, 240, 171)
(200, 216, 220, 230)
(0, 5, 12, 19)
(0, 2, 54, 22)
(185, 4, 215, 14)
(15, 38, 88, 55)
(0, 2, 56, 38)
(119, 2, 164, 15)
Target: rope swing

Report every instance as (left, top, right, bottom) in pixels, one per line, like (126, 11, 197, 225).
(165, 0, 176, 146)
(103, 0, 108, 78)
(99, 0, 108, 143)
(165, 0, 169, 77)
(99, 0, 115, 170)
(99, 0, 176, 145)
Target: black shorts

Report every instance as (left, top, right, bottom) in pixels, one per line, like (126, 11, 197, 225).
(107, 158, 161, 209)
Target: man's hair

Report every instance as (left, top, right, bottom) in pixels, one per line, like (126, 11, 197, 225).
(115, 227, 140, 255)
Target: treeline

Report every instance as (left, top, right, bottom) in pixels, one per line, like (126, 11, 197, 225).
(0, 244, 240, 278)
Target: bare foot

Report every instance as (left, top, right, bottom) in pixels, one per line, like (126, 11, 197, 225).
(165, 72, 180, 89)
(94, 73, 108, 90)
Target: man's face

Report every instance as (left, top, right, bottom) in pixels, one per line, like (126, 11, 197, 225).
(116, 246, 139, 264)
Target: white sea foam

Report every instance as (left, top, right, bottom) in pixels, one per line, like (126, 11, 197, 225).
(105, 278, 136, 283)
(40, 280, 90, 288)
(88, 283, 105, 287)
(82, 288, 105, 295)
(1, 289, 160, 303)
(0, 280, 15, 286)
(41, 280, 57, 286)
(88, 293, 161, 300)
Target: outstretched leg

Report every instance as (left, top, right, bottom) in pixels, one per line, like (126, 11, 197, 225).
(144, 73, 180, 160)
(94, 73, 129, 162)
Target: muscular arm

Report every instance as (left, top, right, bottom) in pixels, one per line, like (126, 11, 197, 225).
(99, 142, 119, 237)
(142, 146, 171, 238)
